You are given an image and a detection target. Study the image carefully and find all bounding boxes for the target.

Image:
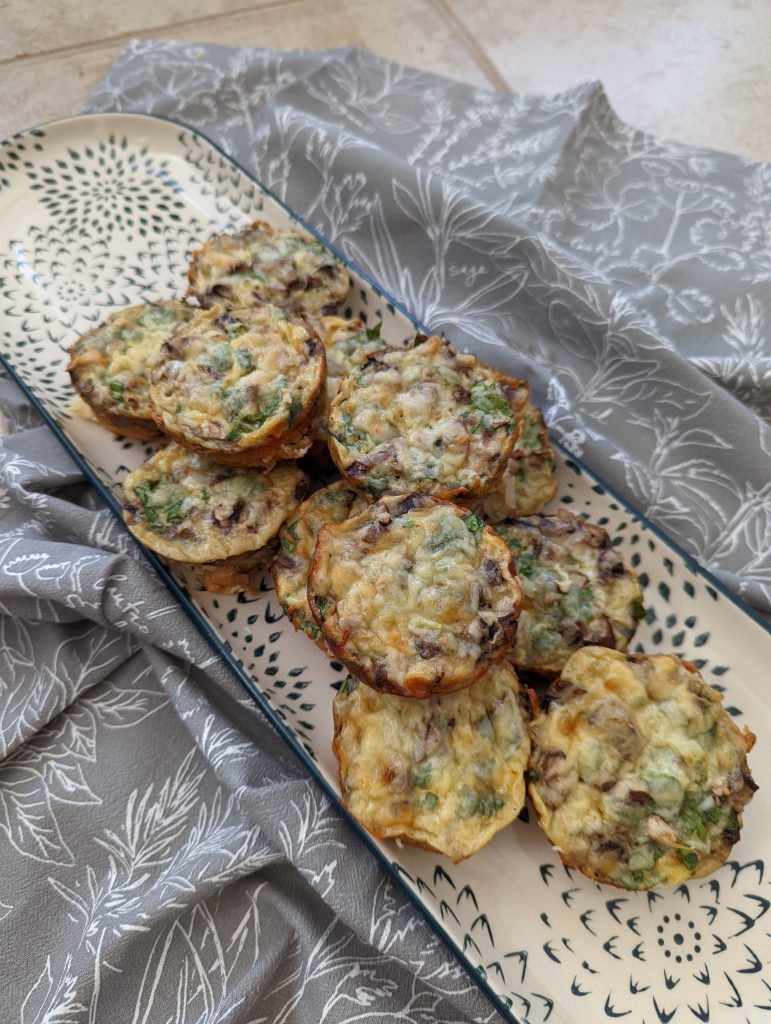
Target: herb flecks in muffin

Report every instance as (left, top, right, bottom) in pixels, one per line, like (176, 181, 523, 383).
(188, 219, 350, 315)
(328, 336, 522, 500)
(469, 384, 557, 521)
(121, 443, 307, 563)
(333, 662, 530, 861)
(529, 649, 757, 890)
(494, 510, 643, 679)
(273, 482, 369, 645)
(68, 300, 196, 438)
(308, 494, 522, 698)
(149, 304, 326, 467)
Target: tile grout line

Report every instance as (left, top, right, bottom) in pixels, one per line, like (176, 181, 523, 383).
(431, 0, 509, 92)
(0, 0, 310, 71)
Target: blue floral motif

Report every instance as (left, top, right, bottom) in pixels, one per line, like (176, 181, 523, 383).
(1, 225, 133, 334)
(26, 135, 187, 243)
(533, 858, 770, 1022)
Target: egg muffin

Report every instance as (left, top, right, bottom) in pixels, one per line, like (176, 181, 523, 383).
(67, 300, 195, 438)
(303, 317, 393, 471)
(529, 648, 757, 890)
(308, 494, 523, 698)
(273, 482, 370, 643)
(472, 386, 556, 521)
(313, 316, 390, 386)
(121, 442, 308, 564)
(179, 541, 278, 596)
(188, 219, 350, 315)
(327, 336, 521, 500)
(333, 662, 530, 862)
(494, 510, 644, 680)
(149, 304, 326, 467)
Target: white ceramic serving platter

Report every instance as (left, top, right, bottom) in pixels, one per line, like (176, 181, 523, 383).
(1, 113, 770, 1024)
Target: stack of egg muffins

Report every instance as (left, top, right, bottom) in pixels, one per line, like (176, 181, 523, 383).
(68, 220, 757, 890)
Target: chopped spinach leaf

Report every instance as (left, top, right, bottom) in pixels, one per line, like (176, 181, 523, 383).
(288, 393, 303, 425)
(163, 499, 184, 524)
(468, 380, 515, 433)
(629, 596, 646, 621)
(515, 551, 536, 577)
(235, 347, 254, 370)
(681, 850, 698, 870)
(463, 512, 485, 534)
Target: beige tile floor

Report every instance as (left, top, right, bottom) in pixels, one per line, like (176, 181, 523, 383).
(2, 0, 771, 161)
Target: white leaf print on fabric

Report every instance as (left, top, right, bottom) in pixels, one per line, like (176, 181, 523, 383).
(20, 957, 85, 1024)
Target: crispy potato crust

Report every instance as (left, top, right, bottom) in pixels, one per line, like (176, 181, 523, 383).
(327, 336, 522, 500)
(528, 648, 757, 890)
(308, 493, 523, 698)
(188, 219, 350, 315)
(149, 304, 326, 467)
(121, 442, 307, 562)
(68, 300, 195, 437)
(494, 510, 644, 679)
(333, 663, 530, 862)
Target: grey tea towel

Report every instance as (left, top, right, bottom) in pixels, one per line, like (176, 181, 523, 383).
(1, 40, 770, 1024)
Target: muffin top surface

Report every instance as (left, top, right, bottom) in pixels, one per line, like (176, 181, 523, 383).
(327, 336, 521, 499)
(68, 300, 195, 429)
(494, 510, 644, 678)
(472, 385, 556, 520)
(121, 442, 307, 562)
(333, 661, 530, 862)
(188, 219, 350, 315)
(273, 481, 370, 642)
(529, 648, 757, 890)
(149, 303, 325, 460)
(308, 493, 523, 698)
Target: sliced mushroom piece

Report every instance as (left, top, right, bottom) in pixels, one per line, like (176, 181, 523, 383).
(541, 677, 588, 713)
(587, 697, 642, 763)
(579, 615, 615, 648)
(611, 778, 650, 806)
(535, 749, 577, 809)
(645, 813, 682, 848)
(598, 545, 626, 578)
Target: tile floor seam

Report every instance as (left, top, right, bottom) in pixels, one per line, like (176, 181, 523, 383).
(1, 0, 309, 71)
(430, 0, 509, 92)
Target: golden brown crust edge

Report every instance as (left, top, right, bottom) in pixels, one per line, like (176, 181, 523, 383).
(331, 700, 485, 864)
(326, 341, 523, 501)
(68, 366, 162, 439)
(150, 339, 327, 467)
(307, 494, 522, 698)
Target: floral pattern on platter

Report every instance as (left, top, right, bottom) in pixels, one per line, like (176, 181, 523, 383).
(0, 113, 769, 1024)
(398, 853, 769, 1024)
(3, 225, 133, 333)
(27, 134, 188, 244)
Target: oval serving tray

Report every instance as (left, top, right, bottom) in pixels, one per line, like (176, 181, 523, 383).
(1, 113, 769, 1024)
